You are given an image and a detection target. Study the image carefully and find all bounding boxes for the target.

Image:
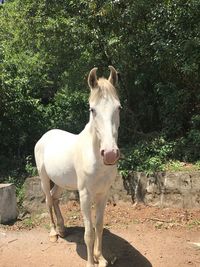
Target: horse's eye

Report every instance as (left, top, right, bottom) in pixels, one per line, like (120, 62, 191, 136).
(118, 105, 122, 111)
(89, 107, 96, 114)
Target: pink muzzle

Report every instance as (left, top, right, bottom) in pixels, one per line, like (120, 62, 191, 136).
(101, 149, 120, 165)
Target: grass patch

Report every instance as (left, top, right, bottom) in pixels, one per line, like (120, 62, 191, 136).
(187, 220, 200, 229)
(164, 160, 200, 172)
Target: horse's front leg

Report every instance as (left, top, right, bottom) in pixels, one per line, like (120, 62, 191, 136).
(79, 189, 95, 267)
(94, 194, 108, 267)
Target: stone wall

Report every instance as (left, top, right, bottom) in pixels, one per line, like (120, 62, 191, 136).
(23, 176, 46, 213)
(123, 171, 200, 208)
(23, 171, 200, 213)
(23, 177, 79, 213)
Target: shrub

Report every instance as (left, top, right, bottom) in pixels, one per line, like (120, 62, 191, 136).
(118, 136, 175, 176)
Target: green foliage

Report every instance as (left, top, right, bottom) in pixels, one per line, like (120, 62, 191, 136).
(0, 0, 199, 180)
(174, 115, 200, 162)
(46, 89, 88, 133)
(22, 217, 34, 228)
(166, 160, 184, 172)
(195, 161, 200, 170)
(118, 137, 175, 175)
(25, 156, 38, 177)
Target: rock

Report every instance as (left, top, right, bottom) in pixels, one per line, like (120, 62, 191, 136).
(60, 190, 79, 204)
(23, 176, 79, 213)
(0, 232, 6, 237)
(189, 242, 200, 248)
(18, 210, 30, 220)
(0, 183, 18, 224)
(23, 176, 46, 213)
(109, 174, 132, 204)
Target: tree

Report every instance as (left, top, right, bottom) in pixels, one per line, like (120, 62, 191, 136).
(0, 0, 199, 177)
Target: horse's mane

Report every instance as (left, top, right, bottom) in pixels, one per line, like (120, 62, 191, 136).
(89, 78, 119, 103)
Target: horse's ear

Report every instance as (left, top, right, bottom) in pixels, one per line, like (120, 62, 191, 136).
(88, 67, 98, 89)
(108, 65, 118, 86)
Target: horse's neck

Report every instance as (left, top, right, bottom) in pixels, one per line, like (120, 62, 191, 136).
(82, 121, 100, 154)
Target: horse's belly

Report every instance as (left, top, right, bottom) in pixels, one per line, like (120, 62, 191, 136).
(50, 170, 78, 190)
(45, 159, 78, 189)
(43, 137, 78, 190)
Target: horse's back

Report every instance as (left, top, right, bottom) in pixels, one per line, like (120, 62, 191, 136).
(35, 129, 78, 189)
(37, 129, 76, 143)
(35, 129, 77, 159)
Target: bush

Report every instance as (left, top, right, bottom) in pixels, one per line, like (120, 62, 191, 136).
(118, 136, 175, 176)
(173, 115, 200, 162)
(46, 89, 89, 134)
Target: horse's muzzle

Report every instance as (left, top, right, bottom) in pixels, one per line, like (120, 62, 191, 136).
(101, 149, 120, 165)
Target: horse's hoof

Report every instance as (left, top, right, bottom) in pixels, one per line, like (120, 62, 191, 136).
(94, 255, 108, 267)
(56, 225, 66, 238)
(98, 261, 108, 267)
(97, 257, 108, 267)
(49, 234, 58, 243)
(58, 231, 66, 238)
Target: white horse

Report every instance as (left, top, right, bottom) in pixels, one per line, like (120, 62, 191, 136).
(34, 66, 121, 267)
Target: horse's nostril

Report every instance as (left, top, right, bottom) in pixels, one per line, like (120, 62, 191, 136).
(101, 150, 105, 157)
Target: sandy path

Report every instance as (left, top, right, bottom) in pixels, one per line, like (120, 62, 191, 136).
(0, 224, 200, 267)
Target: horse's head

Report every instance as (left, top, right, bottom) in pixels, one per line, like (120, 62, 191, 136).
(88, 66, 121, 165)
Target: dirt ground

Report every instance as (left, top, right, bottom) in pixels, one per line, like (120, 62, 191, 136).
(0, 201, 200, 267)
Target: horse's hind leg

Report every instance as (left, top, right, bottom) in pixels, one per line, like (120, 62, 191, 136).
(51, 185, 65, 237)
(40, 169, 58, 242)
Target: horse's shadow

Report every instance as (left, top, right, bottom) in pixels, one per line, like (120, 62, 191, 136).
(64, 227, 152, 267)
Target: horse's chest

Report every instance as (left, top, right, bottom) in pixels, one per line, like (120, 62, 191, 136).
(84, 166, 116, 194)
